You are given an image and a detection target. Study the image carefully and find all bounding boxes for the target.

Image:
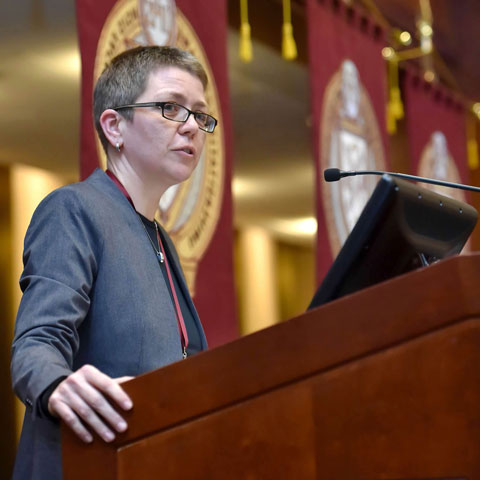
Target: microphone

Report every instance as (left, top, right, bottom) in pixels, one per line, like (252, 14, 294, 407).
(324, 168, 480, 193)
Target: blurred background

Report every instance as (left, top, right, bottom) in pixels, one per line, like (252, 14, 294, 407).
(2, 0, 480, 474)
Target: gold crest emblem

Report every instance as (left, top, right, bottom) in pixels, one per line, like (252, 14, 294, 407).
(419, 131, 470, 252)
(94, 0, 225, 294)
(320, 59, 385, 256)
(418, 131, 466, 203)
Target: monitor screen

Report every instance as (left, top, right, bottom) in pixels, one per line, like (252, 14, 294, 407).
(308, 175, 478, 309)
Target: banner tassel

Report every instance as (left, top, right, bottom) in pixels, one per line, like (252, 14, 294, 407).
(282, 0, 297, 60)
(386, 57, 404, 134)
(239, 0, 252, 63)
(467, 112, 479, 170)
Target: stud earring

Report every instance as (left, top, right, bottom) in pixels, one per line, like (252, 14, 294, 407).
(115, 142, 122, 152)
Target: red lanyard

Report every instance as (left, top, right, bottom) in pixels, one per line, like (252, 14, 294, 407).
(106, 169, 189, 358)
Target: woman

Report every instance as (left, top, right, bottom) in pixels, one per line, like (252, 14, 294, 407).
(11, 45, 216, 480)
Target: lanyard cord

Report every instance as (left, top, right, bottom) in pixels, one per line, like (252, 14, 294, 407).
(106, 169, 189, 357)
(155, 227, 188, 358)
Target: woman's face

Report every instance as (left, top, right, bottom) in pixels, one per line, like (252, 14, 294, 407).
(120, 66, 208, 190)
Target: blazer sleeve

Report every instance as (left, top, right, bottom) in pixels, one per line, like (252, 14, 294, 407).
(10, 187, 103, 418)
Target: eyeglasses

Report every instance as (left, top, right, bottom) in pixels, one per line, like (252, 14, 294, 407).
(112, 101, 218, 133)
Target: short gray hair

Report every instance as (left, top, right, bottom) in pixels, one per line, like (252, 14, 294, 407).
(93, 46, 208, 153)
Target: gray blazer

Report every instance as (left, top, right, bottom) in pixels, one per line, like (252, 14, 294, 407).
(10, 169, 207, 479)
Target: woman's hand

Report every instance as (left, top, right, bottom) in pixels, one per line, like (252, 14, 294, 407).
(48, 364, 133, 443)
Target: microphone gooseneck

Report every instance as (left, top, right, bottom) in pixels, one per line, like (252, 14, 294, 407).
(323, 168, 480, 193)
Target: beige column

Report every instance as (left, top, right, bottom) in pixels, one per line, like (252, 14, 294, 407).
(237, 226, 279, 335)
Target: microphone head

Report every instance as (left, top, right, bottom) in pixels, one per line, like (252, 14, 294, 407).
(324, 168, 342, 182)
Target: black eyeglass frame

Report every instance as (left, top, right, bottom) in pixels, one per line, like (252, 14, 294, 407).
(112, 101, 218, 133)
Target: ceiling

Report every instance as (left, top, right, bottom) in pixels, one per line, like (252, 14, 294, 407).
(1, 0, 479, 245)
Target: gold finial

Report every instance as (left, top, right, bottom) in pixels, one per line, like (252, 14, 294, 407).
(382, 47, 395, 59)
(473, 103, 480, 119)
(399, 31, 412, 46)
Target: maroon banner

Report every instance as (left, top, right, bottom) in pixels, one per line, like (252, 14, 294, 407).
(307, 0, 390, 282)
(403, 68, 469, 202)
(76, 0, 237, 346)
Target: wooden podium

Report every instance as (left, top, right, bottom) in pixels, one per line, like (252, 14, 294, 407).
(63, 254, 480, 479)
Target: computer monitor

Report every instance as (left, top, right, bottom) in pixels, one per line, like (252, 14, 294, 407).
(308, 174, 478, 309)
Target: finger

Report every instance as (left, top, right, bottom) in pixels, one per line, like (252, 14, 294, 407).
(68, 375, 128, 435)
(115, 376, 134, 384)
(49, 397, 93, 443)
(81, 365, 133, 411)
(59, 380, 118, 442)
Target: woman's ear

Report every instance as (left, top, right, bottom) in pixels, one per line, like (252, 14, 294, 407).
(99, 109, 124, 149)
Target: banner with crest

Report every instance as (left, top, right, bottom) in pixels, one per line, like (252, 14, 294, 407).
(402, 67, 469, 204)
(76, 0, 237, 346)
(306, 0, 390, 282)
